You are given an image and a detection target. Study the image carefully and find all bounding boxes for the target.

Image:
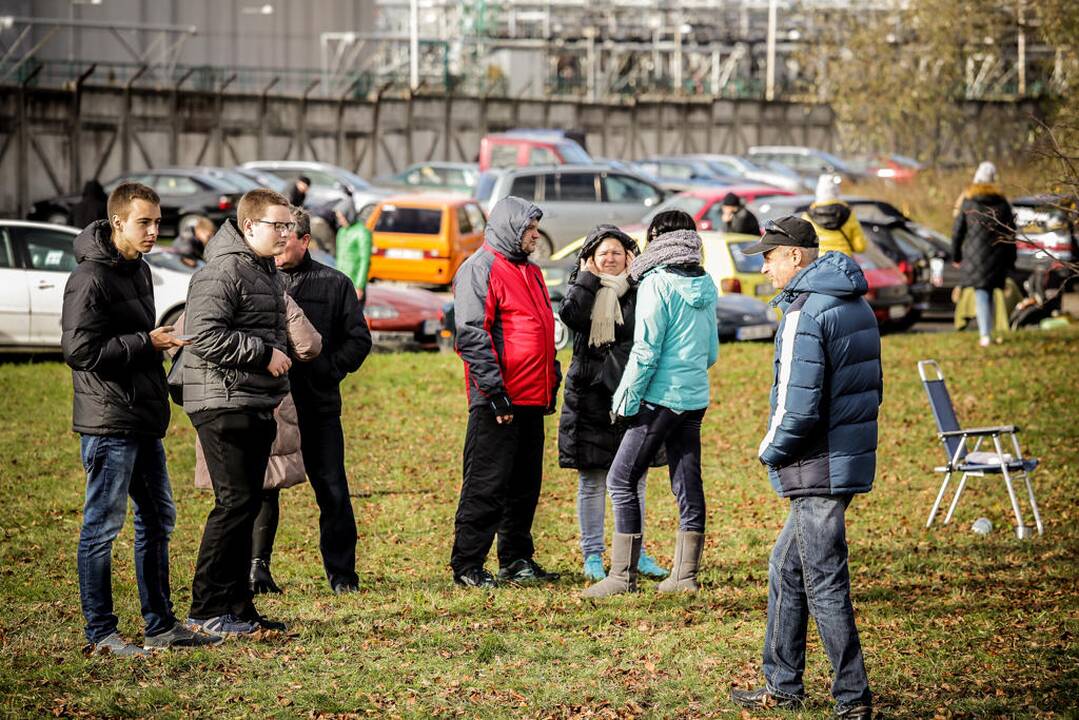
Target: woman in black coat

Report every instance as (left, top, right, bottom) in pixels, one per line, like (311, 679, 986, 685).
(557, 225, 668, 582)
(951, 161, 1017, 346)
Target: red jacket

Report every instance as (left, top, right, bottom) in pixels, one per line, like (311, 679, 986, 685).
(454, 198, 559, 409)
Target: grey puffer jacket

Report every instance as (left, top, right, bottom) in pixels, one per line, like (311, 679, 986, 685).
(180, 218, 289, 416)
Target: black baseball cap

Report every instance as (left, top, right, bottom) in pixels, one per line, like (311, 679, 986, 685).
(741, 215, 819, 255)
(721, 192, 742, 207)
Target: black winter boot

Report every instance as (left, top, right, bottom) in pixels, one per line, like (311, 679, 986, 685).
(250, 558, 282, 595)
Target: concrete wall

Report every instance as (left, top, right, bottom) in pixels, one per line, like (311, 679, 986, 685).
(4, 0, 376, 74)
(0, 81, 1043, 216)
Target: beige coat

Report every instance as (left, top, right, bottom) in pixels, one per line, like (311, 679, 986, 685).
(173, 294, 322, 490)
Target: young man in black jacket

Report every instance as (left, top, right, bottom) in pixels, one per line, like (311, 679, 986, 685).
(61, 182, 218, 655)
(274, 207, 372, 593)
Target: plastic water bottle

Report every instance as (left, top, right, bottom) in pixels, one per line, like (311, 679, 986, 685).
(971, 517, 993, 535)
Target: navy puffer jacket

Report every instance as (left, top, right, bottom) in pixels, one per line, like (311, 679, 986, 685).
(758, 251, 882, 497)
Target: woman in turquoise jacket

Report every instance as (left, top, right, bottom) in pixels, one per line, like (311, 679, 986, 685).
(583, 210, 718, 598)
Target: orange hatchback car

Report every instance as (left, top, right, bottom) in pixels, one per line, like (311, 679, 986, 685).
(367, 195, 487, 286)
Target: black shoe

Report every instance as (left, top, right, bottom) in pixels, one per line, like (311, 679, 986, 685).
(730, 686, 806, 711)
(239, 611, 287, 632)
(250, 558, 282, 595)
(834, 704, 872, 720)
(497, 558, 560, 584)
(453, 567, 497, 588)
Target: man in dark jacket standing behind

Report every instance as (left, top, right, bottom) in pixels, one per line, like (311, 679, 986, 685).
(182, 188, 294, 637)
(276, 207, 372, 593)
(62, 182, 218, 655)
(732, 216, 879, 720)
(450, 195, 561, 588)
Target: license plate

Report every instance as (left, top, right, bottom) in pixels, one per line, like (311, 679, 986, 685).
(888, 305, 908, 320)
(385, 248, 424, 260)
(736, 323, 774, 340)
(422, 319, 441, 335)
(754, 282, 774, 296)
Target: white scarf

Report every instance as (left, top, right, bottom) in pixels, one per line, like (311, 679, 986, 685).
(589, 271, 630, 347)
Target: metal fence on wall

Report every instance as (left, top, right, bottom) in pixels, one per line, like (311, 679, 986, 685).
(0, 75, 1043, 217)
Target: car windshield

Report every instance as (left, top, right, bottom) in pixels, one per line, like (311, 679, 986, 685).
(474, 172, 500, 203)
(145, 251, 200, 273)
(335, 168, 374, 192)
(641, 195, 707, 225)
(557, 141, 592, 164)
(727, 241, 765, 273)
(374, 206, 443, 234)
(204, 169, 261, 192)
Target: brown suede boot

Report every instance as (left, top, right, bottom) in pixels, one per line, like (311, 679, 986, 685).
(657, 530, 704, 592)
(582, 533, 641, 598)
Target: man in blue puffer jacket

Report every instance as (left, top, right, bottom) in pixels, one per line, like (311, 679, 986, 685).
(732, 216, 880, 720)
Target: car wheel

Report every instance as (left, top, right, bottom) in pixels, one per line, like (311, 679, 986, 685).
(47, 211, 69, 226)
(531, 232, 554, 262)
(177, 214, 208, 239)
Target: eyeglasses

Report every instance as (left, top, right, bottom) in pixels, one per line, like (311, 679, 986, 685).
(255, 219, 297, 235)
(763, 218, 801, 245)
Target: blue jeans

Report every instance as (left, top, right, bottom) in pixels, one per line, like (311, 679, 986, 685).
(763, 495, 871, 709)
(577, 468, 647, 558)
(607, 403, 706, 535)
(974, 288, 993, 338)
(77, 435, 177, 643)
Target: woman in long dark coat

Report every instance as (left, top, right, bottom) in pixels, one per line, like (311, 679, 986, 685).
(951, 161, 1017, 347)
(558, 225, 667, 582)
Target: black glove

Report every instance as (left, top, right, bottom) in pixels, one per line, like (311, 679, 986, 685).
(545, 396, 558, 416)
(489, 392, 513, 417)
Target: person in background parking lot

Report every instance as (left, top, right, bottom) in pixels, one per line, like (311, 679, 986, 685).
(720, 192, 761, 236)
(171, 217, 215, 267)
(583, 210, 718, 598)
(335, 203, 373, 311)
(450, 195, 562, 588)
(277, 207, 373, 594)
(558, 224, 669, 583)
(61, 182, 218, 655)
(950, 161, 1016, 348)
(804, 173, 866, 256)
(289, 175, 312, 208)
(70, 179, 109, 229)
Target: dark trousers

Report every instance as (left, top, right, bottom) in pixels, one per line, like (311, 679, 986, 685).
(251, 489, 280, 561)
(189, 411, 276, 619)
(296, 410, 359, 588)
(608, 402, 707, 534)
(763, 495, 871, 709)
(451, 406, 545, 574)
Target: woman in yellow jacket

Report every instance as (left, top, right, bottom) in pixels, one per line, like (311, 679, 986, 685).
(803, 173, 867, 256)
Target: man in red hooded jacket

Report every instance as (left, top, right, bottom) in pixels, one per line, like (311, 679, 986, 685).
(450, 195, 562, 588)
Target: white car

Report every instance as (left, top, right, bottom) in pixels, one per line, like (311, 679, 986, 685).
(0, 221, 192, 352)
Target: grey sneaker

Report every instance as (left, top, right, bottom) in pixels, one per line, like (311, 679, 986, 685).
(144, 622, 224, 649)
(87, 632, 151, 657)
(186, 614, 258, 637)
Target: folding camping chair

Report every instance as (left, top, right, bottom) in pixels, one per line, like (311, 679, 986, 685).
(918, 359, 1044, 539)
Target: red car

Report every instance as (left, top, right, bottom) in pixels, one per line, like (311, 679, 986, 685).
(478, 132, 593, 171)
(854, 242, 914, 327)
(363, 284, 445, 351)
(635, 185, 797, 232)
